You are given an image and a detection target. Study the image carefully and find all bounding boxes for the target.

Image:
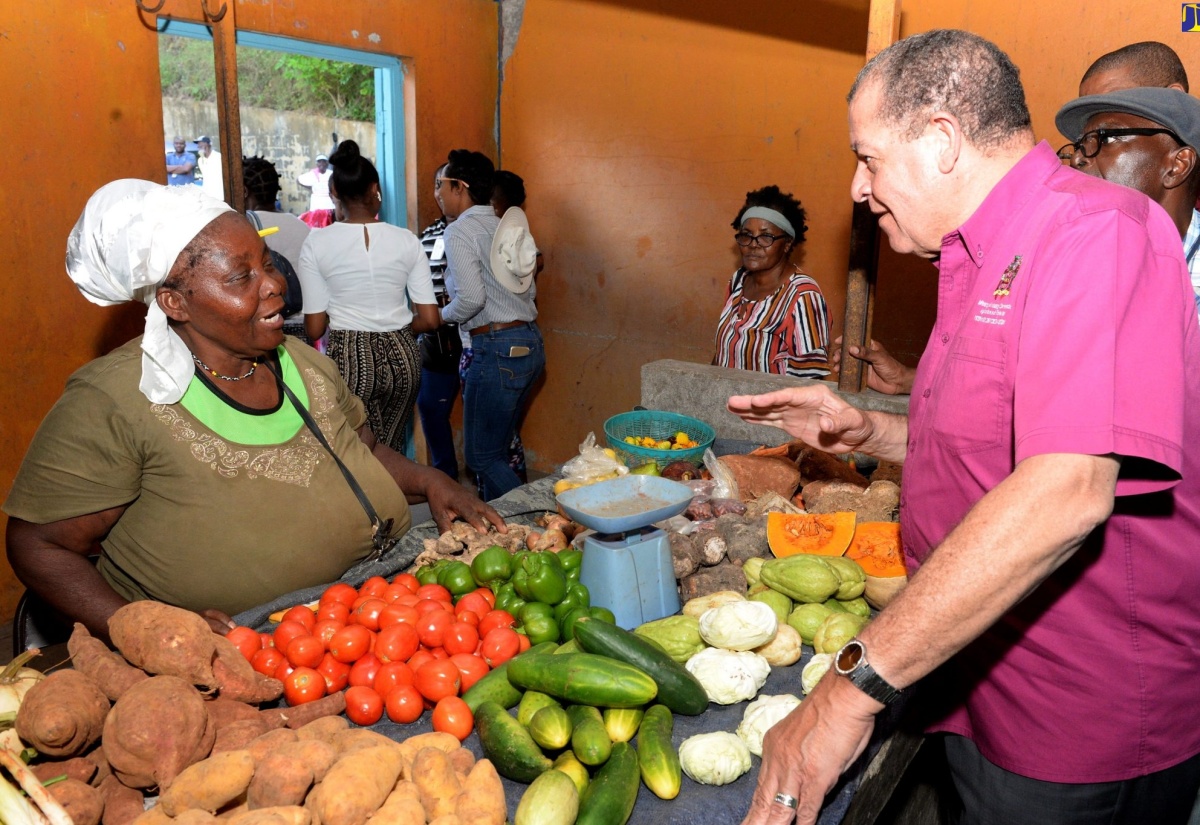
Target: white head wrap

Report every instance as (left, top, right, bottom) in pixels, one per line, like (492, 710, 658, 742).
(66, 180, 234, 404)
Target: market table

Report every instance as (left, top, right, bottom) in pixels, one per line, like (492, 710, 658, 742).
(234, 476, 914, 825)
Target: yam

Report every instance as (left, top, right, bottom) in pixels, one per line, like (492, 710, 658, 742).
(293, 716, 349, 743)
(16, 669, 110, 757)
(102, 675, 216, 790)
(679, 561, 748, 603)
(175, 811, 221, 825)
(308, 744, 407, 825)
(412, 747, 461, 822)
(447, 747, 475, 779)
(668, 532, 700, 579)
(395, 731, 460, 763)
(31, 756, 98, 785)
(48, 778, 104, 825)
(247, 741, 336, 809)
(368, 796, 425, 825)
(87, 746, 115, 787)
(718, 454, 802, 501)
(99, 775, 145, 825)
(796, 446, 869, 487)
(213, 718, 273, 754)
(428, 817, 462, 825)
(246, 729, 299, 763)
(108, 602, 218, 688)
(260, 691, 346, 730)
(131, 805, 175, 825)
(227, 807, 313, 825)
(716, 514, 770, 564)
(68, 623, 149, 701)
(453, 759, 505, 825)
(804, 479, 900, 523)
(329, 728, 399, 756)
(159, 750, 256, 815)
(212, 635, 284, 704)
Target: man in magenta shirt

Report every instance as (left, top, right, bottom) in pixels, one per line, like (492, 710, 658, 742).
(732, 30, 1200, 825)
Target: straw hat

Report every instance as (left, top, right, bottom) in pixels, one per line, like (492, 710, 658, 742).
(489, 207, 538, 293)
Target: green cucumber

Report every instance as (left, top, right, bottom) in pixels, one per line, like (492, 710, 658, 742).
(463, 641, 557, 713)
(507, 652, 657, 708)
(553, 751, 590, 796)
(517, 690, 562, 728)
(474, 701, 553, 782)
(567, 705, 613, 766)
(637, 704, 681, 800)
(573, 617, 709, 715)
(602, 707, 644, 743)
(529, 705, 573, 750)
(576, 741, 640, 825)
(515, 767, 579, 825)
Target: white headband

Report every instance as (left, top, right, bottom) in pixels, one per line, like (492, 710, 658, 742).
(66, 179, 234, 404)
(740, 206, 795, 239)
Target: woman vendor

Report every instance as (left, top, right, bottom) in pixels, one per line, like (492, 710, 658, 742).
(3, 180, 503, 642)
(713, 186, 831, 378)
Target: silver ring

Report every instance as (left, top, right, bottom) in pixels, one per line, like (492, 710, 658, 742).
(773, 793, 798, 809)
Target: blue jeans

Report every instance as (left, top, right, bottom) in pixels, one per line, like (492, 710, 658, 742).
(417, 366, 461, 480)
(463, 322, 545, 500)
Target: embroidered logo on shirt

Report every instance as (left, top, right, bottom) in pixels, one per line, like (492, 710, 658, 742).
(993, 256, 1022, 297)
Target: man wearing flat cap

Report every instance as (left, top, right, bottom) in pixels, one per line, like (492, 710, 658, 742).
(1056, 87, 1200, 311)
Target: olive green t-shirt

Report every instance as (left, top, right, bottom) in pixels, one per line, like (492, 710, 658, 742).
(4, 336, 411, 616)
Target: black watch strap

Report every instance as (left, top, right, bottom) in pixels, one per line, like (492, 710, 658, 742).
(834, 639, 902, 705)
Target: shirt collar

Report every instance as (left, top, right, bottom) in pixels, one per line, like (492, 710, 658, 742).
(951, 141, 1060, 269)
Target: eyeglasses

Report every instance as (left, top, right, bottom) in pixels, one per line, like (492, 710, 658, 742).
(435, 177, 469, 191)
(1057, 127, 1185, 161)
(735, 231, 790, 248)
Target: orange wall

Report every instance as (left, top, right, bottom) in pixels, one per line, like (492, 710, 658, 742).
(0, 0, 498, 622)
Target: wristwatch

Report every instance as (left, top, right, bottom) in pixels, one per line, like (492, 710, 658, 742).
(834, 638, 902, 705)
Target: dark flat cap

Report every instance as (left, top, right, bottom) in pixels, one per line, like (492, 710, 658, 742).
(1055, 87, 1200, 149)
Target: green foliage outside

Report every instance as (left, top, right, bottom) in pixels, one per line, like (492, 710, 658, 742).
(159, 36, 375, 120)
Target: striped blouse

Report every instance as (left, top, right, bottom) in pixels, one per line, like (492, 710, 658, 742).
(714, 268, 831, 379)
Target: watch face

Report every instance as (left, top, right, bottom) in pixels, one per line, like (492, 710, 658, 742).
(836, 640, 864, 674)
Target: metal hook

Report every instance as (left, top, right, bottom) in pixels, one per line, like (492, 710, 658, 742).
(201, 0, 227, 21)
(134, 0, 167, 12)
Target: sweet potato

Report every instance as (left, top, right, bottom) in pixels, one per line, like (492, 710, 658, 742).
(108, 602, 218, 688)
(447, 747, 475, 779)
(175, 811, 221, 825)
(68, 623, 149, 700)
(48, 778, 104, 825)
(368, 795, 425, 825)
(328, 728, 399, 756)
(87, 747, 114, 787)
(226, 807, 312, 825)
(16, 669, 110, 757)
(412, 747, 460, 822)
(259, 691, 346, 730)
(102, 675, 216, 789)
(428, 817, 462, 825)
(160, 750, 256, 815)
(453, 759, 505, 825)
(293, 715, 349, 743)
(395, 731, 460, 763)
(308, 744, 407, 825)
(212, 718, 272, 754)
(99, 775, 145, 825)
(246, 728, 299, 763)
(247, 740, 336, 809)
(31, 756, 97, 785)
(207, 697, 266, 730)
(130, 805, 174, 825)
(212, 635, 284, 704)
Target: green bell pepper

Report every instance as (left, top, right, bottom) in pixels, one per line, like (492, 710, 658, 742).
(415, 560, 446, 587)
(559, 606, 592, 642)
(588, 606, 616, 625)
(471, 545, 513, 586)
(523, 613, 561, 646)
(437, 561, 476, 598)
(511, 566, 533, 601)
(519, 601, 556, 625)
(557, 548, 583, 574)
(523, 553, 568, 605)
(552, 584, 591, 621)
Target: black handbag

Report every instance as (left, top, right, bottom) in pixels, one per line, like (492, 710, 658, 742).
(419, 324, 463, 373)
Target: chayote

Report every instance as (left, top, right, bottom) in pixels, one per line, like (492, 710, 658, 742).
(742, 557, 766, 587)
(823, 557, 867, 601)
(812, 612, 868, 655)
(750, 589, 793, 625)
(786, 602, 836, 645)
(837, 596, 871, 619)
(634, 614, 707, 663)
(760, 556, 840, 603)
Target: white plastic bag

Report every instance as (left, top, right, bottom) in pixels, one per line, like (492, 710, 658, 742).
(561, 432, 630, 482)
(703, 447, 739, 499)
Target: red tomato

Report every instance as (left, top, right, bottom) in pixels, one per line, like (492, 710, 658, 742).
(272, 620, 310, 654)
(317, 653, 351, 693)
(457, 610, 481, 628)
(478, 609, 516, 639)
(384, 685, 425, 724)
(429, 647, 449, 660)
(284, 666, 326, 706)
(392, 573, 420, 594)
(281, 605, 317, 632)
(312, 619, 343, 649)
(345, 685, 385, 726)
(351, 598, 388, 632)
(259, 631, 274, 649)
(449, 653, 489, 693)
(480, 627, 521, 668)
(406, 649, 435, 674)
(348, 653, 382, 688)
(374, 661, 415, 695)
(358, 575, 389, 600)
(328, 624, 372, 664)
(285, 635, 325, 669)
(251, 646, 284, 677)
(226, 626, 262, 661)
(516, 633, 532, 653)
(274, 659, 296, 682)
(415, 583, 452, 603)
(414, 659, 461, 702)
(472, 587, 497, 609)
(431, 696, 474, 741)
(316, 600, 351, 625)
(414, 598, 448, 617)
(381, 582, 411, 604)
(320, 582, 359, 608)
(417, 609, 455, 649)
(376, 623, 420, 664)
(442, 622, 480, 657)
(454, 592, 490, 619)
(378, 603, 420, 629)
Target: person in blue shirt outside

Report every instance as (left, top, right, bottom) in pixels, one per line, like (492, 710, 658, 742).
(166, 136, 196, 187)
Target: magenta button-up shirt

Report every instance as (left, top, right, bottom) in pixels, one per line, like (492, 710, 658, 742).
(902, 142, 1200, 782)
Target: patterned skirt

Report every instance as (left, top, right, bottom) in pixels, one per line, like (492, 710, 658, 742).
(327, 327, 421, 453)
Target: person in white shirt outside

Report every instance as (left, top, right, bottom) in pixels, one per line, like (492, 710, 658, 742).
(298, 154, 335, 212)
(194, 136, 224, 201)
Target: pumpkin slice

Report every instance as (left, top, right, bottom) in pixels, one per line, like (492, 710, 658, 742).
(845, 522, 908, 609)
(767, 512, 856, 558)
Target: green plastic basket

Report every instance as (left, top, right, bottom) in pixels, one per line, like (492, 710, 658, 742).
(603, 410, 715, 471)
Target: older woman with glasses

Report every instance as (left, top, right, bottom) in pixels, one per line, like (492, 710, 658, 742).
(713, 185, 831, 378)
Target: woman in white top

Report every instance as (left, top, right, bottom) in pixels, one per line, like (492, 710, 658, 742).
(298, 140, 438, 452)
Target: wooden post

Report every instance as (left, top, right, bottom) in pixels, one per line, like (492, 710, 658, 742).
(837, 0, 901, 394)
(207, 1, 245, 212)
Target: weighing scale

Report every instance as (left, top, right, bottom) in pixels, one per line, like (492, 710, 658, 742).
(556, 475, 694, 629)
